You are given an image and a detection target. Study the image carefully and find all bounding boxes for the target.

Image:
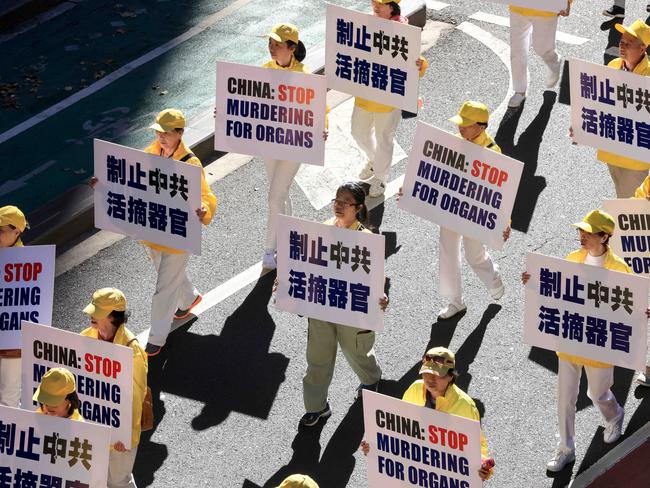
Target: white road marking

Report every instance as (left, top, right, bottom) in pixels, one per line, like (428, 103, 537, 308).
(0, 160, 57, 196)
(425, 0, 449, 10)
(0, 2, 77, 44)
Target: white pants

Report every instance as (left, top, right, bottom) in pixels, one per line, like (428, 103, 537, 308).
(264, 159, 301, 251)
(351, 105, 401, 182)
(509, 12, 560, 93)
(147, 248, 196, 347)
(0, 357, 21, 407)
(607, 165, 648, 198)
(557, 360, 622, 452)
(439, 227, 501, 305)
(108, 447, 138, 488)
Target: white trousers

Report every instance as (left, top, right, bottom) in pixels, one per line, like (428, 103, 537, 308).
(439, 227, 501, 305)
(557, 360, 622, 452)
(607, 165, 648, 198)
(108, 447, 138, 488)
(146, 248, 196, 347)
(509, 12, 560, 93)
(264, 159, 301, 252)
(351, 105, 401, 182)
(0, 357, 21, 407)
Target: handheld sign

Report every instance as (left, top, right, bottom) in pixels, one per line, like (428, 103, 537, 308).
(523, 252, 649, 370)
(0, 245, 55, 350)
(603, 198, 650, 276)
(485, 0, 568, 12)
(399, 122, 522, 250)
(570, 57, 650, 167)
(215, 61, 327, 165)
(325, 3, 422, 112)
(276, 215, 385, 331)
(0, 405, 110, 488)
(93, 138, 203, 255)
(362, 390, 483, 488)
(21, 322, 134, 449)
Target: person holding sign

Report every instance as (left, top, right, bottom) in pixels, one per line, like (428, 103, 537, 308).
(34, 367, 83, 421)
(353, 0, 428, 198)
(81, 288, 148, 488)
(360, 347, 495, 481)
(0, 205, 29, 408)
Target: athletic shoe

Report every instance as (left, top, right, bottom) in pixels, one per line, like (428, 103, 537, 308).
(174, 294, 203, 320)
(262, 250, 277, 270)
(635, 370, 650, 387)
(356, 380, 380, 399)
(546, 449, 575, 472)
(547, 58, 562, 88)
(602, 6, 625, 17)
(437, 302, 467, 319)
(300, 403, 332, 427)
(508, 92, 526, 108)
(359, 161, 374, 180)
(489, 282, 505, 301)
(145, 343, 163, 357)
(647, 4, 650, 13)
(603, 409, 624, 444)
(368, 177, 386, 198)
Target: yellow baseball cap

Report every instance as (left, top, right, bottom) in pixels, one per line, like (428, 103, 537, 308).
(277, 475, 319, 488)
(615, 19, 650, 47)
(149, 109, 186, 133)
(268, 23, 299, 44)
(449, 101, 490, 127)
(33, 368, 76, 406)
(419, 347, 456, 377)
(83, 288, 127, 319)
(572, 209, 615, 235)
(0, 205, 27, 232)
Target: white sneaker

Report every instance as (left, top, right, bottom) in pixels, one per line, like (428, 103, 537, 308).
(547, 58, 562, 88)
(368, 177, 386, 198)
(603, 409, 624, 444)
(359, 161, 374, 180)
(546, 449, 575, 472)
(262, 251, 277, 270)
(508, 92, 526, 108)
(635, 368, 650, 387)
(437, 302, 467, 319)
(489, 281, 505, 301)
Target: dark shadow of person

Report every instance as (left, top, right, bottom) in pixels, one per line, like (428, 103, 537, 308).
(495, 91, 556, 233)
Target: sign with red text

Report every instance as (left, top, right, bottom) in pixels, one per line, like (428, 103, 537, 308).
(0, 405, 110, 488)
(215, 61, 327, 165)
(20, 322, 134, 449)
(0, 245, 54, 350)
(362, 390, 482, 488)
(399, 122, 523, 250)
(603, 198, 650, 276)
(487, 0, 568, 12)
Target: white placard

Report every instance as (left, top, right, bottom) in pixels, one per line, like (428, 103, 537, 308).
(487, 0, 568, 12)
(603, 199, 650, 276)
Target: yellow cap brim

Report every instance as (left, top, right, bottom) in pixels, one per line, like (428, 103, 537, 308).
(32, 386, 66, 406)
(449, 115, 474, 127)
(572, 222, 593, 233)
(149, 122, 166, 132)
(419, 364, 449, 376)
(615, 24, 649, 46)
(268, 32, 283, 43)
(82, 303, 111, 319)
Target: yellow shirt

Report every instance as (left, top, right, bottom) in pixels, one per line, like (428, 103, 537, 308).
(36, 406, 84, 421)
(634, 175, 650, 198)
(509, 1, 572, 17)
(261, 57, 310, 74)
(472, 131, 501, 153)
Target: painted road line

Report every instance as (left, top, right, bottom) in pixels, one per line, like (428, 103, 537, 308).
(425, 0, 449, 10)
(0, 0, 254, 145)
(468, 11, 590, 46)
(0, 2, 78, 45)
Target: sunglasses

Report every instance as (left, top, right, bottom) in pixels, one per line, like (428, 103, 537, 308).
(331, 199, 358, 207)
(422, 354, 452, 365)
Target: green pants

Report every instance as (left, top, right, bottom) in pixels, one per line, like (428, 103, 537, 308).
(303, 318, 382, 412)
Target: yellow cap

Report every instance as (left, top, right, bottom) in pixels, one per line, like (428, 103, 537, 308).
(0, 206, 27, 232)
(449, 101, 490, 127)
(615, 19, 650, 47)
(572, 209, 615, 235)
(277, 475, 319, 488)
(268, 23, 299, 44)
(419, 347, 456, 377)
(83, 288, 127, 319)
(33, 368, 76, 406)
(149, 109, 186, 133)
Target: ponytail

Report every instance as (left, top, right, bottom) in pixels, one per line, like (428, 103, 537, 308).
(287, 40, 306, 62)
(389, 2, 401, 16)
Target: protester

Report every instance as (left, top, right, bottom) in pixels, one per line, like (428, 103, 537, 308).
(360, 347, 495, 481)
(81, 288, 148, 488)
(353, 0, 428, 197)
(633, 174, 650, 387)
(603, 1, 650, 18)
(507, 1, 572, 108)
(34, 367, 83, 421)
(276, 474, 319, 488)
(522, 210, 650, 472)
(0, 205, 29, 407)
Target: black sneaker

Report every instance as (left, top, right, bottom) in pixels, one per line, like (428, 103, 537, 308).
(145, 343, 163, 357)
(602, 6, 625, 18)
(647, 3, 650, 12)
(356, 381, 380, 400)
(300, 403, 332, 427)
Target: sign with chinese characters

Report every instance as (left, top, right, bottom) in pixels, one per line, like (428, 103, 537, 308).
(0, 246, 55, 350)
(523, 252, 649, 370)
(570, 57, 650, 166)
(21, 322, 134, 449)
(0, 405, 110, 488)
(399, 122, 523, 250)
(486, 0, 568, 12)
(215, 61, 327, 165)
(93, 138, 203, 255)
(603, 198, 650, 276)
(276, 215, 385, 331)
(325, 3, 422, 112)
(362, 390, 483, 488)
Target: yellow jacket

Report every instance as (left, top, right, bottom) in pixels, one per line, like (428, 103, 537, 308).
(36, 406, 84, 421)
(509, 1, 572, 17)
(634, 175, 650, 198)
(472, 131, 501, 153)
(80, 324, 148, 448)
(402, 380, 489, 459)
(141, 140, 217, 254)
(557, 247, 632, 367)
(597, 56, 650, 171)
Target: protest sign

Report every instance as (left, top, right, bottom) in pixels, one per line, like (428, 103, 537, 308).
(0, 405, 110, 488)
(0, 245, 55, 350)
(362, 390, 483, 488)
(570, 57, 650, 166)
(215, 61, 327, 165)
(276, 215, 385, 331)
(399, 122, 523, 250)
(523, 252, 649, 370)
(93, 138, 202, 255)
(325, 3, 422, 112)
(485, 0, 568, 12)
(21, 322, 134, 449)
(603, 199, 650, 276)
